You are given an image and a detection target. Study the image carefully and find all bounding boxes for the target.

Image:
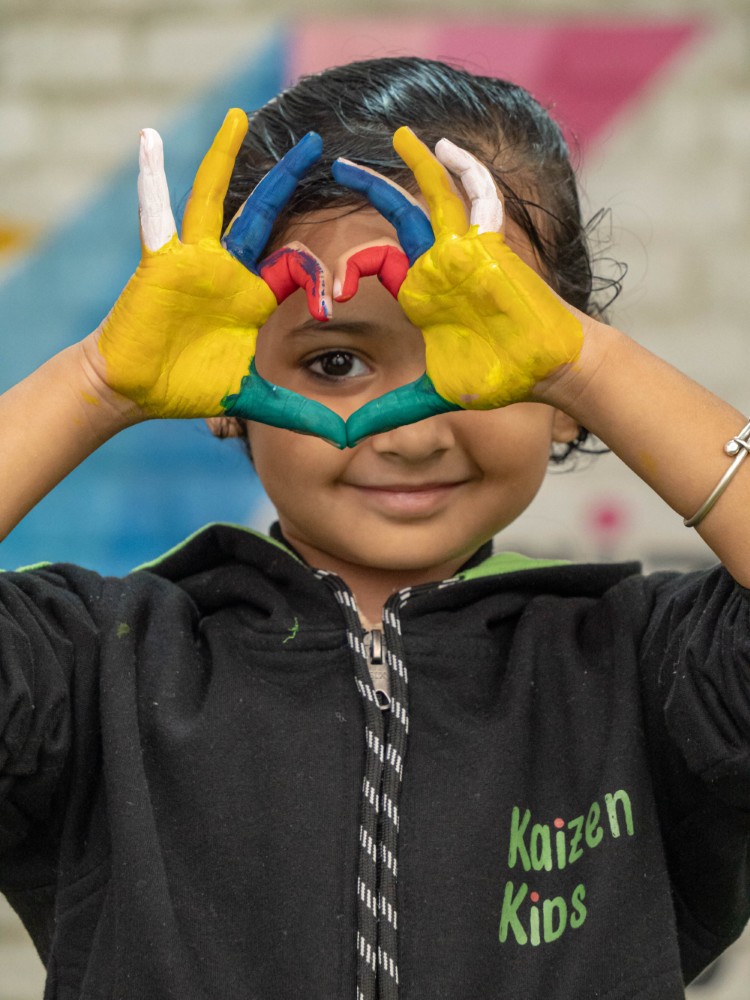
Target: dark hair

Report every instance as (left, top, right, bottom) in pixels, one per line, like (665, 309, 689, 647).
(224, 56, 618, 462)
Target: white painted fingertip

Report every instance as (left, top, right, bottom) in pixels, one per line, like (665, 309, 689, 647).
(434, 137, 468, 170)
(434, 137, 503, 235)
(138, 128, 177, 251)
(140, 127, 160, 150)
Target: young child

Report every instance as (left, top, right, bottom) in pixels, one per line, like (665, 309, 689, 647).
(1, 56, 748, 1000)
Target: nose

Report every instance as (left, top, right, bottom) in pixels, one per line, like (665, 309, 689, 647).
(368, 413, 457, 462)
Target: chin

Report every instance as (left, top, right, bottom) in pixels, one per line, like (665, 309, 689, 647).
(335, 534, 484, 575)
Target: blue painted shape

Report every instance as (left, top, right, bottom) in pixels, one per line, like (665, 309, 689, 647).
(0, 31, 288, 574)
(331, 158, 434, 264)
(222, 131, 323, 271)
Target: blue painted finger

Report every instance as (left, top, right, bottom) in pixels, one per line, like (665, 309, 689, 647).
(222, 131, 323, 271)
(332, 159, 434, 265)
(221, 359, 347, 449)
(346, 374, 461, 446)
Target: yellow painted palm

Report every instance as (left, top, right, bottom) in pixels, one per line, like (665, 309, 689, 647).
(94, 110, 348, 446)
(333, 128, 583, 446)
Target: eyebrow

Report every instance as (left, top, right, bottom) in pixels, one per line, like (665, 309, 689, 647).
(287, 318, 381, 338)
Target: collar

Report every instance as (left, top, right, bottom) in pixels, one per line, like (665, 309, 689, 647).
(268, 521, 493, 576)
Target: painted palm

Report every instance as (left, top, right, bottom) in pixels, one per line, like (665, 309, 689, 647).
(332, 127, 585, 446)
(95, 109, 348, 448)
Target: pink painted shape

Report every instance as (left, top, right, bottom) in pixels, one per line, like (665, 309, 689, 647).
(288, 19, 702, 152)
(586, 498, 631, 541)
(291, 19, 436, 74)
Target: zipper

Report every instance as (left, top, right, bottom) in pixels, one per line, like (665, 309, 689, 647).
(366, 627, 391, 711)
(316, 569, 406, 999)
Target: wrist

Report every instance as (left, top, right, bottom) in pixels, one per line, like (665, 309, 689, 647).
(74, 335, 147, 434)
(530, 314, 624, 416)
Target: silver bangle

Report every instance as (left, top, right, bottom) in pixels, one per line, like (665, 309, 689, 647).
(683, 418, 750, 528)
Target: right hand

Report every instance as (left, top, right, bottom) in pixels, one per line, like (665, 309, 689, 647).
(84, 110, 348, 447)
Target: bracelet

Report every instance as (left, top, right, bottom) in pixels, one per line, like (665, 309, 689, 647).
(683, 418, 750, 528)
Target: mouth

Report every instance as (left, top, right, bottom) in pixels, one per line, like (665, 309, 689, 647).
(346, 480, 468, 516)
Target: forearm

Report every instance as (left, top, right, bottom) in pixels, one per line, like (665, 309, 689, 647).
(537, 320, 750, 585)
(0, 340, 138, 541)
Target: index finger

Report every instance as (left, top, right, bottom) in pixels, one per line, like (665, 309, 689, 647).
(393, 126, 468, 239)
(181, 108, 248, 244)
(221, 132, 323, 271)
(331, 158, 434, 264)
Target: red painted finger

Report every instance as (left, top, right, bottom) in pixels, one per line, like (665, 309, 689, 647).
(335, 244, 410, 302)
(259, 244, 330, 322)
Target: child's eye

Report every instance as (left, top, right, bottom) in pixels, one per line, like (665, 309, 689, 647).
(305, 351, 371, 381)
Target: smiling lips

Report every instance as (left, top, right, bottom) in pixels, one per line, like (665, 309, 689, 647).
(347, 480, 467, 515)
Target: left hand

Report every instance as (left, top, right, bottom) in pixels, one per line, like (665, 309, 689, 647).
(331, 128, 584, 444)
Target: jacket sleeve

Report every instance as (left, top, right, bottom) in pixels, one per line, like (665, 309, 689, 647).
(0, 565, 102, 866)
(636, 565, 750, 978)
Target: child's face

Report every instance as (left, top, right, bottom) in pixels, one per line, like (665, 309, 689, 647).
(248, 206, 576, 577)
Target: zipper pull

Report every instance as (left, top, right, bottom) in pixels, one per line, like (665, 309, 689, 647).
(367, 628, 391, 711)
(370, 628, 383, 664)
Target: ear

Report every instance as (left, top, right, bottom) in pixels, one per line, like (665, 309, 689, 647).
(205, 416, 246, 439)
(550, 408, 581, 444)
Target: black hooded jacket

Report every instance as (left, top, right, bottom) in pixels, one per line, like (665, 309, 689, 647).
(1, 523, 749, 999)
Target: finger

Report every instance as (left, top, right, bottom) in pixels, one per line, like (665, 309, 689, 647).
(181, 108, 248, 244)
(331, 158, 434, 264)
(137, 128, 177, 252)
(434, 138, 503, 235)
(222, 131, 323, 270)
(222, 359, 348, 449)
(346, 374, 461, 447)
(333, 240, 409, 301)
(393, 126, 468, 239)
(259, 242, 331, 322)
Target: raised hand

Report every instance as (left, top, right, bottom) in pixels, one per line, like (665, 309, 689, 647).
(91, 110, 348, 447)
(331, 128, 583, 445)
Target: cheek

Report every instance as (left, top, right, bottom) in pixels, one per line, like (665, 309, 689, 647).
(457, 406, 554, 482)
(247, 423, 343, 500)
